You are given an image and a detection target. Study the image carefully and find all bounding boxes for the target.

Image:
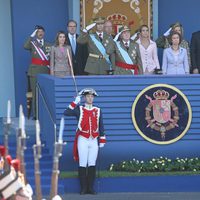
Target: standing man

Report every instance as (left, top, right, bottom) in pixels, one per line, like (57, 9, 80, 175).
(64, 88, 106, 195)
(66, 20, 88, 75)
(104, 20, 114, 37)
(110, 25, 143, 74)
(24, 25, 51, 119)
(191, 30, 200, 74)
(77, 17, 114, 75)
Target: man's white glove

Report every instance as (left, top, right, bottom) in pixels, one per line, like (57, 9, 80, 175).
(99, 143, 105, 148)
(83, 23, 96, 33)
(163, 27, 172, 37)
(52, 195, 62, 200)
(74, 95, 81, 104)
(193, 68, 199, 74)
(114, 31, 122, 42)
(25, 184, 33, 197)
(131, 32, 139, 41)
(30, 29, 38, 37)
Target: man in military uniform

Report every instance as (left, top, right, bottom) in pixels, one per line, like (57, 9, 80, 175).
(64, 88, 106, 195)
(104, 20, 114, 38)
(77, 17, 114, 75)
(24, 25, 51, 119)
(109, 25, 143, 75)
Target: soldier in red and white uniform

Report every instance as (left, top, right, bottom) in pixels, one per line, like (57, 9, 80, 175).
(64, 88, 106, 195)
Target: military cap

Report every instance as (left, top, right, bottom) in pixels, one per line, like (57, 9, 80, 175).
(93, 16, 105, 24)
(119, 25, 131, 34)
(79, 88, 98, 96)
(35, 25, 45, 31)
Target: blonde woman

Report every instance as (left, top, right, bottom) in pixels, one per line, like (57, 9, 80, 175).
(156, 22, 191, 70)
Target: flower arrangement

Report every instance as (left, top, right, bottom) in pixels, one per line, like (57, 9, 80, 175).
(109, 157, 200, 173)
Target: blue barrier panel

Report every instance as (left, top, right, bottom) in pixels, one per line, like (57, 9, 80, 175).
(38, 74, 200, 170)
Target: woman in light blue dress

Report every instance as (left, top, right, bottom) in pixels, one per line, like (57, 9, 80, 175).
(162, 31, 189, 75)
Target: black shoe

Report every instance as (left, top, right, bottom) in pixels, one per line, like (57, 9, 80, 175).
(78, 167, 87, 195)
(80, 190, 87, 195)
(87, 189, 97, 195)
(87, 166, 97, 195)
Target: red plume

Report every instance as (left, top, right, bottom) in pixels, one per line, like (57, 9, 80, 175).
(11, 159, 21, 171)
(0, 145, 6, 157)
(6, 155, 12, 165)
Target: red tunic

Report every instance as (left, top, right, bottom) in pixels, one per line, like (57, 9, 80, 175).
(73, 106, 100, 161)
(77, 106, 100, 138)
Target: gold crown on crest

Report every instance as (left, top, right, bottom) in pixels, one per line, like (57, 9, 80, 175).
(153, 90, 169, 100)
(107, 13, 127, 25)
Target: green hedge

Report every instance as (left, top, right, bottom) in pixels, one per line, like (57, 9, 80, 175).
(109, 157, 200, 173)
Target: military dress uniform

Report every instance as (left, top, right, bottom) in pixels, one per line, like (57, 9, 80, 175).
(113, 40, 143, 75)
(77, 18, 114, 75)
(109, 26, 143, 75)
(24, 28, 51, 118)
(64, 88, 106, 195)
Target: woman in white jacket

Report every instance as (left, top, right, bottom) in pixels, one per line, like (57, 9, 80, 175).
(136, 25, 160, 74)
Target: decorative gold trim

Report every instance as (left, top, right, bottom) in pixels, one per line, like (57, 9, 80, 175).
(132, 84, 192, 145)
(80, 0, 153, 35)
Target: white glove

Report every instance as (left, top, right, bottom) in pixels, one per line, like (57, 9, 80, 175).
(83, 23, 96, 33)
(163, 27, 172, 37)
(25, 184, 33, 196)
(52, 195, 62, 200)
(131, 32, 139, 41)
(74, 96, 81, 104)
(30, 29, 38, 37)
(114, 31, 122, 42)
(99, 143, 105, 148)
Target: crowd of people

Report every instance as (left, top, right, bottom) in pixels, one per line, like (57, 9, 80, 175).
(24, 17, 200, 117)
(24, 18, 200, 78)
(21, 17, 200, 196)
(24, 17, 200, 78)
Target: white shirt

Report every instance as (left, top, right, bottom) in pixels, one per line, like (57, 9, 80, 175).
(68, 33, 76, 45)
(96, 32, 104, 38)
(37, 38, 44, 46)
(122, 40, 130, 47)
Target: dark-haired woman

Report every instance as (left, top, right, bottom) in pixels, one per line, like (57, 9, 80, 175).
(136, 25, 160, 74)
(162, 32, 189, 75)
(50, 31, 72, 77)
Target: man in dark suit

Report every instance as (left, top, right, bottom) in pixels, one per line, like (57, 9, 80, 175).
(191, 31, 200, 74)
(66, 20, 88, 75)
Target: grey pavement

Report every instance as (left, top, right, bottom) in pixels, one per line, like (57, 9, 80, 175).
(37, 192, 200, 200)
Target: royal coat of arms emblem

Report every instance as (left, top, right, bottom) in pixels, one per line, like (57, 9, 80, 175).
(132, 84, 192, 145)
(145, 90, 179, 140)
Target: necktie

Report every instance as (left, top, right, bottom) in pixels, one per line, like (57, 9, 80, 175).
(71, 36, 76, 54)
(125, 42, 129, 50)
(39, 40, 43, 47)
(99, 33, 103, 42)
